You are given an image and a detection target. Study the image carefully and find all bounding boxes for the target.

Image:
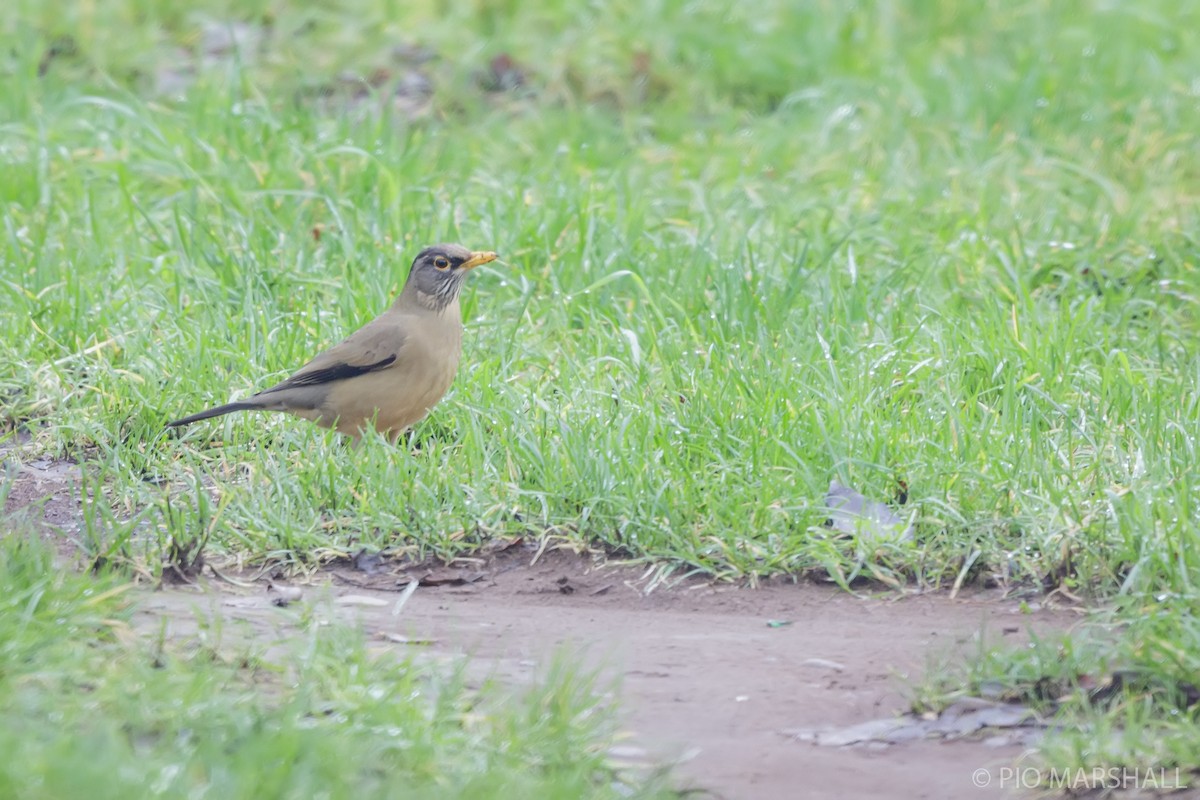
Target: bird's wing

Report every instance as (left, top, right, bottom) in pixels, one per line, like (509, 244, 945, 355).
(255, 317, 406, 398)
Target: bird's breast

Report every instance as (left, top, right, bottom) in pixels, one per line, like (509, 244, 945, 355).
(368, 316, 463, 435)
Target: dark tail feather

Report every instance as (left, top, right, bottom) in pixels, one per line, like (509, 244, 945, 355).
(167, 401, 261, 428)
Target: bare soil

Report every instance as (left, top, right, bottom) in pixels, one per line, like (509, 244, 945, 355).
(4, 455, 1078, 799)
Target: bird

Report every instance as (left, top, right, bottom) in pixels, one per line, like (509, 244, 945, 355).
(167, 243, 498, 443)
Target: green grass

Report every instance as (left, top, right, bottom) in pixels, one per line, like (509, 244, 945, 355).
(2, 0, 1200, 786)
(915, 597, 1200, 782)
(0, 533, 662, 799)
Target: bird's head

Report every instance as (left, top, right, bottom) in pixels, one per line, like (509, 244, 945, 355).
(403, 244, 498, 311)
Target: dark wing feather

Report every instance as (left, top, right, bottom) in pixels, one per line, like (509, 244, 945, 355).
(257, 354, 396, 394)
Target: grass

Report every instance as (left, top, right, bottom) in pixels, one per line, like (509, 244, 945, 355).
(0, 533, 661, 799)
(1, 0, 1199, 787)
(915, 597, 1200, 782)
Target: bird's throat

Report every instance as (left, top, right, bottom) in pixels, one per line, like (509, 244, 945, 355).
(413, 289, 458, 312)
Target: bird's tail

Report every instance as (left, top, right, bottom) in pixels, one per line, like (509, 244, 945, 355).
(166, 401, 261, 428)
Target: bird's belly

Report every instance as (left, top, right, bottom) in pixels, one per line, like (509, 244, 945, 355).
(322, 356, 460, 439)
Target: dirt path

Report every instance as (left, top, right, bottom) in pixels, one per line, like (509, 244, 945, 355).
(135, 551, 1071, 800)
(5, 455, 1074, 799)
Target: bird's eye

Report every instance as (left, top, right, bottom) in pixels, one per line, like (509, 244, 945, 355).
(433, 256, 451, 270)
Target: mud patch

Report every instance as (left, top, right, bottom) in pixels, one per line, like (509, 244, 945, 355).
(144, 558, 1072, 799)
(3, 457, 1077, 797)
(2, 453, 84, 550)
